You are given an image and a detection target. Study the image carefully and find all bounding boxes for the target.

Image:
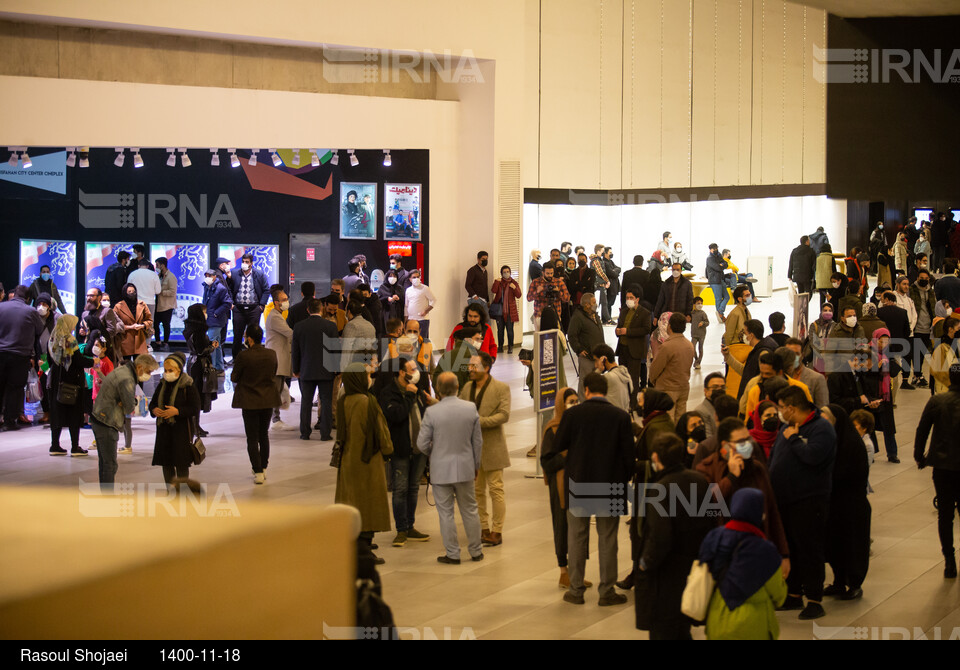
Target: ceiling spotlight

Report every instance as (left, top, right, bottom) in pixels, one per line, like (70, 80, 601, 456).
(292, 150, 301, 167)
(330, 150, 339, 166)
(210, 149, 220, 167)
(383, 150, 392, 167)
(310, 150, 320, 167)
(8, 151, 18, 168)
(348, 149, 358, 167)
(229, 149, 240, 168)
(270, 149, 282, 167)
(166, 148, 176, 167)
(179, 148, 191, 168)
(248, 150, 258, 167)
(79, 153, 89, 168)
(132, 148, 143, 168)
(21, 151, 32, 169)
(113, 148, 125, 168)
(66, 149, 76, 168)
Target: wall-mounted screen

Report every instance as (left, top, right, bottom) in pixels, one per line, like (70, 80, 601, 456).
(219, 244, 280, 342)
(149, 243, 210, 340)
(20, 239, 77, 315)
(85, 242, 138, 295)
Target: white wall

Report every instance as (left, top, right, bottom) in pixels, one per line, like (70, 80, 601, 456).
(523, 195, 847, 325)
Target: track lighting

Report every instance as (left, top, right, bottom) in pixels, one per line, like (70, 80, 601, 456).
(348, 149, 358, 167)
(78, 149, 89, 168)
(179, 148, 191, 168)
(330, 150, 339, 166)
(270, 149, 282, 167)
(292, 149, 301, 167)
(132, 148, 143, 168)
(383, 150, 392, 167)
(113, 148, 125, 168)
(20, 151, 32, 169)
(66, 149, 76, 168)
(210, 149, 220, 167)
(166, 148, 176, 167)
(248, 150, 258, 167)
(229, 149, 240, 168)
(8, 150, 18, 168)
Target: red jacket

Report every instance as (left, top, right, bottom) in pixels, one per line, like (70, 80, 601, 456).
(491, 278, 521, 323)
(446, 323, 498, 359)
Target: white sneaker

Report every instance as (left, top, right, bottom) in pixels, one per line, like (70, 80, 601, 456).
(254, 472, 265, 485)
(271, 420, 296, 432)
(262, 469, 267, 481)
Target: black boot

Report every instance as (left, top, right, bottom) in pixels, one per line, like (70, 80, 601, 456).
(945, 552, 958, 579)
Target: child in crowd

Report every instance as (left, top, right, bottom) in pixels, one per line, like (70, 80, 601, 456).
(690, 297, 710, 369)
(850, 409, 876, 493)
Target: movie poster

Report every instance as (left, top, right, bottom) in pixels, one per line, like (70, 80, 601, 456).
(384, 183, 421, 241)
(85, 242, 138, 294)
(149, 243, 210, 340)
(339, 182, 377, 240)
(218, 244, 280, 342)
(20, 239, 77, 315)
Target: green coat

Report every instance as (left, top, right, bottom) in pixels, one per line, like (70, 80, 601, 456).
(334, 394, 394, 533)
(705, 567, 787, 640)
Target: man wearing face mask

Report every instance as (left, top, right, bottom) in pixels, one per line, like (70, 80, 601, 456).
(602, 247, 621, 325)
(388, 254, 411, 290)
(466, 251, 490, 303)
(769, 386, 837, 620)
(265, 287, 295, 430)
(568, 253, 596, 308)
(823, 307, 866, 375)
(27, 264, 66, 315)
(653, 263, 694, 322)
(153, 257, 178, 351)
(567, 293, 605, 398)
(907, 252, 929, 284)
(403, 269, 436, 341)
(232, 324, 281, 484)
(292, 298, 340, 442)
(227, 253, 270, 362)
(90, 353, 159, 488)
(202, 269, 233, 374)
(909, 269, 938, 388)
(104, 250, 132, 310)
(695, 373, 729, 440)
(723, 285, 753, 347)
(657, 231, 673, 260)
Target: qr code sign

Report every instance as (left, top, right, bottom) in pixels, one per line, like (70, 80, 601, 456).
(543, 339, 554, 365)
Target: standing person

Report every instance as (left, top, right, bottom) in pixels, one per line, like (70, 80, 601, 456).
(931, 317, 960, 394)
(815, 243, 837, 308)
(285, 281, 314, 331)
(491, 265, 521, 354)
(341, 299, 376, 370)
(653, 263, 694, 321)
(460, 352, 511, 547)
(465, 250, 490, 303)
(699, 488, 788, 640)
(228, 253, 270, 361)
(591, 344, 633, 412)
(568, 253, 596, 310)
(433, 327, 479, 392)
(150, 352, 201, 490)
(388, 254, 412, 290)
(893, 233, 910, 279)
(379, 356, 431, 547)
(104, 250, 131, 310)
(292, 298, 339, 441)
(936, 258, 960, 309)
(528, 249, 543, 282)
(335, 362, 394, 565)
(769, 386, 837, 620)
(787, 236, 817, 295)
(231, 324, 281, 484)
(808, 226, 830, 254)
(417, 372, 485, 564)
(264, 287, 294, 430)
(153, 257, 178, 350)
(377, 269, 405, 332)
(603, 246, 621, 325)
(589, 245, 612, 324)
(79, 288, 122, 349)
(526, 264, 571, 332)
(26, 264, 67, 314)
(910, 269, 938, 388)
(0, 285, 44, 432)
(446, 302, 498, 359)
(127, 259, 162, 348)
(90, 354, 158, 489)
(657, 231, 673, 259)
(869, 222, 886, 269)
(46, 315, 93, 456)
(914, 364, 960, 579)
(695, 373, 727, 440)
(181, 304, 217, 438)
(724, 285, 753, 347)
(706, 243, 730, 322)
(620, 255, 650, 309)
(616, 285, 652, 392)
(114, 284, 153, 360)
(567, 293, 605, 398)
(634, 433, 715, 639)
(553, 373, 633, 606)
(403, 269, 436, 341)
(128, 244, 153, 277)
(648, 313, 695, 423)
(202, 269, 232, 374)
(342, 259, 364, 296)
(689, 296, 710, 369)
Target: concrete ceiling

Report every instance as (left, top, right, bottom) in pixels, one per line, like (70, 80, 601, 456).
(789, 0, 960, 17)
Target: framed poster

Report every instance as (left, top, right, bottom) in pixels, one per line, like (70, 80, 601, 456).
(384, 183, 421, 241)
(339, 182, 377, 240)
(85, 242, 138, 294)
(149, 243, 210, 341)
(20, 239, 77, 315)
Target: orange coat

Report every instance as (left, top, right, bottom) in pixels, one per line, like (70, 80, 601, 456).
(114, 300, 153, 356)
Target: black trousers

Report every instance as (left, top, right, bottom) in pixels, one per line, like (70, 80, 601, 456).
(154, 309, 173, 343)
(619, 350, 645, 397)
(795, 280, 813, 295)
(495, 317, 516, 350)
(780, 496, 829, 601)
(933, 468, 960, 555)
(242, 408, 272, 473)
(162, 465, 190, 485)
(50, 397, 83, 449)
(547, 475, 568, 568)
(232, 306, 263, 359)
(299, 379, 332, 439)
(0, 352, 30, 427)
(907, 333, 931, 378)
(826, 494, 872, 590)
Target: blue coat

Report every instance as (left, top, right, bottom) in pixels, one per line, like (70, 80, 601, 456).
(768, 409, 836, 506)
(227, 269, 270, 306)
(203, 279, 233, 328)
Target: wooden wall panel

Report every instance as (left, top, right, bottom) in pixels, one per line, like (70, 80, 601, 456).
(691, 0, 717, 188)
(599, 0, 624, 189)
(782, 1, 806, 184)
(660, 0, 693, 188)
(803, 7, 827, 184)
(623, 0, 664, 189)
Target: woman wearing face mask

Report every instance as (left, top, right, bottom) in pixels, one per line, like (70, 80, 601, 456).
(676, 412, 708, 469)
(931, 317, 960, 394)
(336, 362, 394, 565)
(491, 265, 521, 354)
(32, 293, 60, 425)
(567, 253, 596, 309)
(201, 269, 232, 374)
(805, 304, 835, 373)
(46, 315, 94, 456)
(182, 303, 218, 438)
(540, 387, 593, 590)
(150, 352, 201, 491)
(893, 233, 909, 277)
(748, 401, 781, 461)
(113, 283, 153, 360)
(378, 269, 406, 329)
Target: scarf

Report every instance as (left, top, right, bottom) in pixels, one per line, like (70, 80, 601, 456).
(47, 314, 79, 368)
(657, 312, 672, 343)
(122, 283, 138, 314)
(337, 362, 382, 464)
(748, 406, 779, 459)
(155, 373, 194, 424)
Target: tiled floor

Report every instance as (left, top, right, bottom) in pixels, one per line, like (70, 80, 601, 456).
(2, 288, 959, 640)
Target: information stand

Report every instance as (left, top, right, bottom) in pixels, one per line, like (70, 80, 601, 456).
(526, 329, 559, 480)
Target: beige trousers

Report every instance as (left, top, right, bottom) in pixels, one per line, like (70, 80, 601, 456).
(663, 387, 689, 425)
(475, 468, 505, 533)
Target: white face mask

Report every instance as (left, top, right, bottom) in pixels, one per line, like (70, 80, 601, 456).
(37, 305, 49, 316)
(242, 263, 251, 272)
(672, 270, 681, 278)
(411, 278, 422, 287)
(778, 409, 789, 424)
(407, 369, 421, 385)
(626, 299, 637, 310)
(831, 282, 840, 289)
(163, 371, 180, 383)
(204, 277, 214, 285)
(845, 316, 857, 328)
(138, 372, 152, 382)
(92, 346, 102, 357)
(388, 276, 397, 285)
(102, 300, 110, 308)
(279, 300, 290, 311)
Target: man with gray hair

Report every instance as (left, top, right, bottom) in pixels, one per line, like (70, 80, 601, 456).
(90, 353, 158, 489)
(567, 292, 605, 398)
(417, 372, 485, 564)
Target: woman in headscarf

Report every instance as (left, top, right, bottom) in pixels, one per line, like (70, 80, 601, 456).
(46, 314, 94, 456)
(804, 303, 835, 373)
(931, 316, 960, 394)
(150, 352, 201, 490)
(182, 303, 218, 438)
(335, 362, 394, 565)
(699, 488, 787, 639)
(540, 387, 593, 589)
(676, 411, 707, 469)
(114, 283, 153, 359)
(820, 404, 871, 601)
(377, 269, 406, 330)
(649, 311, 672, 360)
(34, 292, 59, 425)
(861, 328, 899, 461)
(748, 400, 780, 461)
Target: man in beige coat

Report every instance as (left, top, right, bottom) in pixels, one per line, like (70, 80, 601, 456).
(723, 285, 752, 347)
(648, 313, 695, 423)
(460, 352, 511, 547)
(265, 286, 295, 431)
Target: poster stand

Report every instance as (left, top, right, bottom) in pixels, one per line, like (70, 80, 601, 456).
(525, 329, 559, 480)
(790, 281, 811, 340)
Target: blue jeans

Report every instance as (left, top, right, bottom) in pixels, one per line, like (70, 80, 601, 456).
(390, 453, 427, 532)
(207, 326, 224, 371)
(710, 283, 729, 315)
(91, 418, 119, 488)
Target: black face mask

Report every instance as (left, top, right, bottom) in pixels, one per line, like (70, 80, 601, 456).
(480, 259, 488, 267)
(762, 417, 780, 432)
(710, 388, 726, 402)
(578, 259, 586, 267)
(918, 279, 929, 288)
(690, 426, 707, 443)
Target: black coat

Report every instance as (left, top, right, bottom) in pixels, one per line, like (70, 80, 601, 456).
(285, 298, 311, 331)
(616, 305, 651, 360)
(183, 320, 217, 411)
(914, 386, 960, 470)
(378, 381, 418, 459)
(788, 244, 817, 283)
(603, 258, 621, 294)
(104, 262, 128, 308)
(705, 251, 728, 284)
(620, 267, 651, 306)
(736, 340, 776, 399)
(634, 465, 715, 632)
(231, 345, 281, 409)
(877, 304, 910, 341)
(378, 282, 406, 328)
(653, 275, 694, 319)
(566, 266, 595, 305)
(292, 315, 340, 381)
(150, 379, 201, 469)
(48, 353, 94, 407)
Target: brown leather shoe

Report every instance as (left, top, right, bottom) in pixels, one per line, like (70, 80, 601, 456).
(481, 529, 493, 545)
(483, 531, 503, 547)
(38, 412, 50, 424)
(559, 572, 592, 589)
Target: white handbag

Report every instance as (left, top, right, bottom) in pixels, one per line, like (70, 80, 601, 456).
(680, 560, 715, 622)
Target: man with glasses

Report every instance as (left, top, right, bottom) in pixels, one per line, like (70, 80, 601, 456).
(79, 288, 122, 351)
(693, 373, 727, 440)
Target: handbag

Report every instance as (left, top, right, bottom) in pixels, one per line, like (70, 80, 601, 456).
(488, 285, 504, 319)
(25, 369, 42, 403)
(680, 560, 716, 622)
(201, 360, 219, 394)
(190, 418, 206, 465)
(329, 440, 343, 468)
(57, 382, 81, 406)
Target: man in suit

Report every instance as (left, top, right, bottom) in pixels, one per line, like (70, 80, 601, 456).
(341, 299, 377, 370)
(285, 281, 315, 331)
(417, 372, 485, 564)
(228, 253, 271, 361)
(291, 298, 340, 441)
(231, 324, 282, 485)
(459, 352, 511, 547)
(264, 286, 295, 431)
(620, 256, 649, 309)
(788, 235, 818, 295)
(552, 372, 634, 606)
(616, 284, 652, 396)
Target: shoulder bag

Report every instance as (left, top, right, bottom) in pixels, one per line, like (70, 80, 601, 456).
(681, 540, 744, 623)
(190, 417, 206, 465)
(488, 283, 504, 319)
